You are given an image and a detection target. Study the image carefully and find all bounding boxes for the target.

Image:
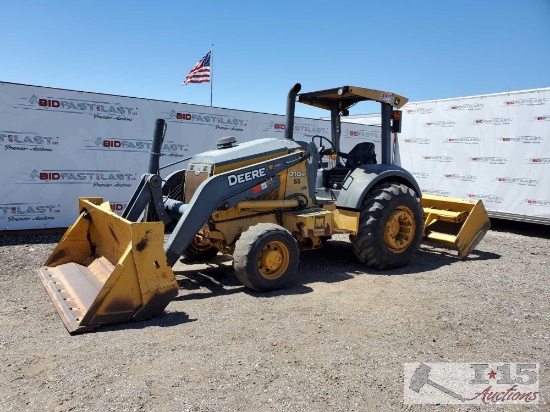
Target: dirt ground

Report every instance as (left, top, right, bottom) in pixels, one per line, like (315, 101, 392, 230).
(0, 219, 548, 411)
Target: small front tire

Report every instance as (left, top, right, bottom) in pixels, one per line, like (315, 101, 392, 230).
(233, 223, 300, 292)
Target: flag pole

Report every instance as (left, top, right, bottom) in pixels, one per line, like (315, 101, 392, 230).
(210, 44, 214, 107)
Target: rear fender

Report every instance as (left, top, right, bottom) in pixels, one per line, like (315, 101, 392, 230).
(335, 164, 421, 210)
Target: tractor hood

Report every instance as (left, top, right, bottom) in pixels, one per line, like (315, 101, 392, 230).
(189, 138, 303, 170)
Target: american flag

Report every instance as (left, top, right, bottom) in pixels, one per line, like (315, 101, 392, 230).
(182, 51, 211, 86)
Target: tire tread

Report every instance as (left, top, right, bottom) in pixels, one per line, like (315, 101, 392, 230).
(350, 183, 423, 269)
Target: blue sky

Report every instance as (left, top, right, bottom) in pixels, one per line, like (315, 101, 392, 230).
(1, 0, 549, 118)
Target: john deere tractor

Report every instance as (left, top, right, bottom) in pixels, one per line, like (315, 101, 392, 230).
(38, 84, 490, 333)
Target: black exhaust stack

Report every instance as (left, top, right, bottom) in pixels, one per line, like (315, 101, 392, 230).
(148, 118, 166, 174)
(284, 83, 301, 141)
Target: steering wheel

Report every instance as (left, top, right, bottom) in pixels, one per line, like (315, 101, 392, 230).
(311, 135, 336, 156)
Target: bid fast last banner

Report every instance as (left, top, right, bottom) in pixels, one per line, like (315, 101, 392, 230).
(0, 82, 380, 230)
(396, 88, 550, 224)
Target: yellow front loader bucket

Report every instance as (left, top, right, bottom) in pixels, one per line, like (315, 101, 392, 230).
(38, 198, 179, 334)
(421, 195, 491, 258)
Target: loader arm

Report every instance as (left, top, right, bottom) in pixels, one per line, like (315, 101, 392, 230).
(164, 151, 304, 265)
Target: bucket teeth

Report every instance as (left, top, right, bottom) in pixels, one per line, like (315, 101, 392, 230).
(38, 264, 103, 333)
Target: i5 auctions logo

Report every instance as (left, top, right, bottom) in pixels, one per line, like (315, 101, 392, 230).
(404, 363, 539, 405)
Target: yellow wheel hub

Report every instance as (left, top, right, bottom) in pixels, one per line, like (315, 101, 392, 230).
(384, 206, 416, 253)
(258, 241, 290, 280)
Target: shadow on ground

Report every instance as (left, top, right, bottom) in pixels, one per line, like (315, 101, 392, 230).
(173, 235, 502, 302)
(0, 233, 62, 247)
(489, 218, 550, 239)
(93, 310, 197, 334)
(173, 254, 316, 301)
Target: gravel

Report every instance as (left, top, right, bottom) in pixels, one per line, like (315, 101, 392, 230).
(0, 219, 548, 411)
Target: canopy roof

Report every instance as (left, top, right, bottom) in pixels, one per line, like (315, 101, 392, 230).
(297, 86, 408, 111)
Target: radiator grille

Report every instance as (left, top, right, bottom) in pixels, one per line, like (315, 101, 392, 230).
(184, 169, 210, 202)
(254, 188, 280, 201)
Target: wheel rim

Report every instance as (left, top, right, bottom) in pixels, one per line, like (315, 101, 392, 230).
(383, 206, 416, 253)
(257, 240, 290, 280)
(191, 236, 212, 251)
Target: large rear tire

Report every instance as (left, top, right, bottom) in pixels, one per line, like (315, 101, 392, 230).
(350, 183, 423, 269)
(233, 223, 300, 292)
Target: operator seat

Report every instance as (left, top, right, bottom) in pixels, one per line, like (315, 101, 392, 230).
(340, 142, 377, 168)
(326, 142, 377, 189)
